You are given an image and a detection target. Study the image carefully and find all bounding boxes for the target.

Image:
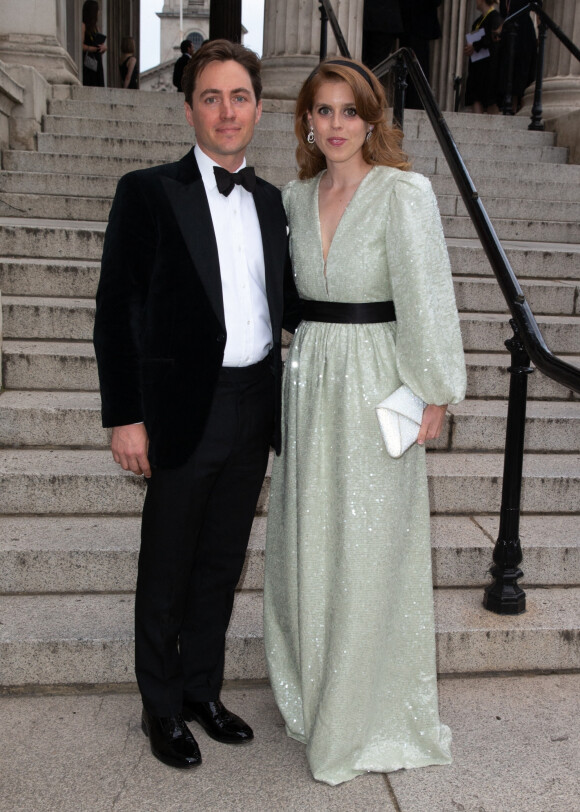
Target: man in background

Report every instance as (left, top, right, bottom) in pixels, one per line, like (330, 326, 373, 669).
(173, 39, 193, 92)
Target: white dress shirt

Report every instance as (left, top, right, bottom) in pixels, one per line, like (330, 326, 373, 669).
(195, 144, 272, 367)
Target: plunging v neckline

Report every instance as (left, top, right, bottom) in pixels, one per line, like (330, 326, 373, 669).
(316, 167, 375, 276)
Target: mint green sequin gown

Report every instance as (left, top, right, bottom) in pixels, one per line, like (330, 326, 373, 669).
(264, 166, 467, 786)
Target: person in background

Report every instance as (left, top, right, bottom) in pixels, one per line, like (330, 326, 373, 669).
(119, 36, 138, 89)
(497, 0, 537, 112)
(399, 0, 442, 108)
(361, 0, 403, 71)
(464, 0, 503, 114)
(173, 40, 194, 92)
(82, 0, 106, 87)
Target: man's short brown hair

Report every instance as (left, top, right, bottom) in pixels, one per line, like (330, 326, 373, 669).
(182, 39, 262, 106)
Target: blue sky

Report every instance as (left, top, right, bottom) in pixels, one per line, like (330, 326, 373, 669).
(140, 0, 265, 71)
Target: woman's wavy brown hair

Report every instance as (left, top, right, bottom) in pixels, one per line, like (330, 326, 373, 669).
(295, 58, 410, 180)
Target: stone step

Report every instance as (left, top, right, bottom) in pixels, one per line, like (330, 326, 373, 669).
(35, 132, 568, 168)
(445, 399, 580, 453)
(0, 513, 577, 596)
(432, 174, 580, 204)
(453, 277, 578, 316)
(0, 591, 265, 686)
(442, 214, 580, 244)
(2, 340, 99, 390)
(447, 238, 580, 280)
(0, 449, 578, 516)
(466, 352, 580, 400)
(1, 391, 578, 454)
(459, 312, 580, 354)
(3, 341, 579, 399)
(0, 193, 112, 224)
(3, 296, 579, 351)
(0, 391, 106, 448)
(439, 194, 580, 225)
(4, 191, 579, 241)
(435, 586, 580, 675)
(42, 114, 294, 146)
(404, 108, 536, 131)
(4, 182, 579, 232)
(41, 112, 557, 153)
(0, 514, 267, 594)
(0, 258, 100, 298)
(1, 247, 577, 307)
(2, 296, 95, 340)
(1, 585, 578, 686)
(0, 217, 106, 259)
(407, 140, 568, 165)
(3, 170, 579, 213)
(48, 98, 296, 131)
(5, 147, 579, 191)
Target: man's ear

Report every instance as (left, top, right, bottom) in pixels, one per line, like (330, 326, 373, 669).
(255, 98, 263, 125)
(184, 101, 195, 129)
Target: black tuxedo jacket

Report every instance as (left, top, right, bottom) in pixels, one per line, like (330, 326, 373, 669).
(93, 148, 300, 469)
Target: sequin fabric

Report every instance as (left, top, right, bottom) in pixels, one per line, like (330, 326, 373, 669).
(264, 166, 467, 786)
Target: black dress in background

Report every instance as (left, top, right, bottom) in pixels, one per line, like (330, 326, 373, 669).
(120, 57, 138, 89)
(497, 0, 537, 107)
(83, 29, 105, 87)
(465, 9, 503, 108)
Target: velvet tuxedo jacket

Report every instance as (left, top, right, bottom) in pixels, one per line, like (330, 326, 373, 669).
(93, 148, 300, 469)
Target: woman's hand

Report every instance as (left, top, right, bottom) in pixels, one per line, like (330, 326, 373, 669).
(417, 404, 447, 446)
(464, 43, 474, 57)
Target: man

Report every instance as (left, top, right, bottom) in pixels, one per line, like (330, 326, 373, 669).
(173, 39, 193, 92)
(93, 39, 300, 770)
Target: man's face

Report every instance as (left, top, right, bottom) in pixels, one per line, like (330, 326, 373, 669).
(185, 59, 262, 171)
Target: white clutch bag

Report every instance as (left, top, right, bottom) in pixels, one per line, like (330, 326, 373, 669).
(375, 385, 426, 458)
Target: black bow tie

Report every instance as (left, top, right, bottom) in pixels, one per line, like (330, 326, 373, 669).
(213, 166, 256, 197)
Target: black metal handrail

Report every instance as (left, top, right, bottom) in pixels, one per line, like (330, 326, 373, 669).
(315, 2, 580, 616)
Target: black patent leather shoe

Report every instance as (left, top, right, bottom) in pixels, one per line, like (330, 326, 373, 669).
(141, 708, 202, 768)
(182, 699, 254, 744)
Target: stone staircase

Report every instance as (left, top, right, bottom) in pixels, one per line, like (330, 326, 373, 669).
(0, 85, 578, 690)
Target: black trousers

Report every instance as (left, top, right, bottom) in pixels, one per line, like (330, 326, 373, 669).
(135, 357, 274, 716)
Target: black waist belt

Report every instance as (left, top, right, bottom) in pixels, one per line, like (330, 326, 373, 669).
(300, 299, 396, 324)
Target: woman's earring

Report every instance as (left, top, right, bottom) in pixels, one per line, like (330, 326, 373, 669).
(365, 128, 373, 142)
(307, 125, 315, 144)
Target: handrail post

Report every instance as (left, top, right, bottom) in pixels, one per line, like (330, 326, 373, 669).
(529, 19, 547, 130)
(319, 1, 328, 62)
(392, 54, 408, 130)
(502, 21, 519, 115)
(483, 319, 531, 615)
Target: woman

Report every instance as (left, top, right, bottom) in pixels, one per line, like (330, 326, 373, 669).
(82, 0, 106, 87)
(464, 0, 503, 114)
(264, 58, 466, 786)
(119, 36, 138, 89)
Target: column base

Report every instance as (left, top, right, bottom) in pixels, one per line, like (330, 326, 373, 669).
(519, 75, 580, 119)
(261, 55, 320, 100)
(0, 34, 79, 86)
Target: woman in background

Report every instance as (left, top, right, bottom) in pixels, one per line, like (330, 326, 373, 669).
(119, 36, 138, 89)
(82, 0, 106, 87)
(264, 57, 466, 786)
(464, 0, 503, 114)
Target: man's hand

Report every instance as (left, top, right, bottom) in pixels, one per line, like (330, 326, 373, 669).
(111, 423, 151, 478)
(417, 404, 447, 446)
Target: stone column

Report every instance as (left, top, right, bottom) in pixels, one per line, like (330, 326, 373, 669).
(0, 0, 79, 85)
(521, 0, 580, 117)
(261, 0, 364, 99)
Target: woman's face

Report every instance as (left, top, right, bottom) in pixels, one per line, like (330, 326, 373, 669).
(307, 80, 369, 169)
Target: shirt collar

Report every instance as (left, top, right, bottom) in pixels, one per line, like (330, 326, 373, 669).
(194, 144, 247, 193)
